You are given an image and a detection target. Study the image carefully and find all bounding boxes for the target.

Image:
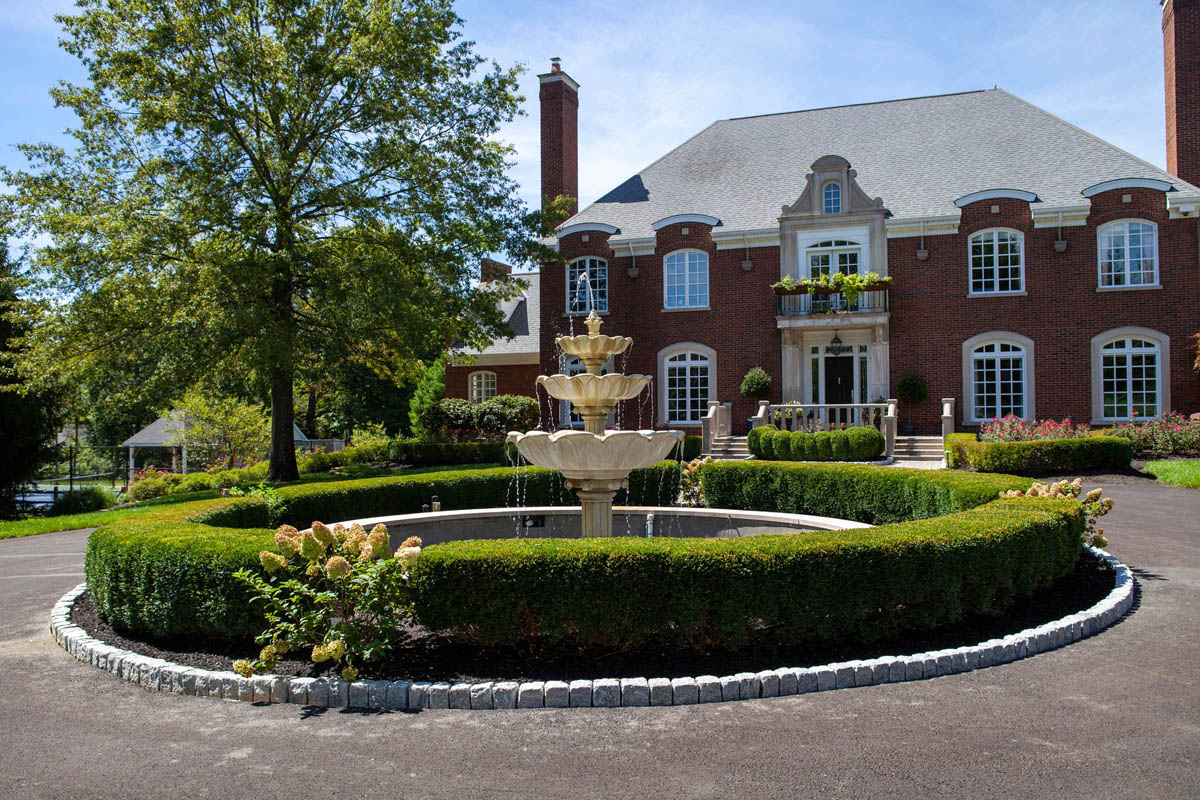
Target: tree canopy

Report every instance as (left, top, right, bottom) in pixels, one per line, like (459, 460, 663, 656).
(6, 0, 536, 480)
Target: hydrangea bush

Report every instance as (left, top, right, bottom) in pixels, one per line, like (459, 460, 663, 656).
(1000, 478, 1113, 548)
(1107, 412, 1200, 456)
(233, 522, 422, 681)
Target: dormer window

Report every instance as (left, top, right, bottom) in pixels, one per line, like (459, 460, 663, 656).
(822, 181, 841, 214)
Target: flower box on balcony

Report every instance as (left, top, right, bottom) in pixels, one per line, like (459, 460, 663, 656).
(771, 281, 890, 297)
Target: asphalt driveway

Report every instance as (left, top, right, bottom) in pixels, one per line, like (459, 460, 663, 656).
(1, 479, 1197, 800)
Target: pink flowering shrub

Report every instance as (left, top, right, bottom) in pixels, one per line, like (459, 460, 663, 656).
(980, 415, 1090, 443)
(1107, 412, 1200, 456)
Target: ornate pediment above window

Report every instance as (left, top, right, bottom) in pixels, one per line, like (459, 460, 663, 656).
(781, 155, 888, 218)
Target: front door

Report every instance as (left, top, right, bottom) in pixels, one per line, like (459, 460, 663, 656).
(824, 356, 854, 404)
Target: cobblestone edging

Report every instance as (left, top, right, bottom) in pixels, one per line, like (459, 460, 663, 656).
(50, 547, 1134, 711)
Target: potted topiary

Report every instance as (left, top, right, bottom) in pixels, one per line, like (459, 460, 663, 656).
(896, 374, 927, 435)
(741, 367, 771, 432)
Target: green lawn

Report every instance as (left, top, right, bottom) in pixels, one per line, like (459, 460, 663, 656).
(1145, 459, 1200, 489)
(0, 463, 505, 540)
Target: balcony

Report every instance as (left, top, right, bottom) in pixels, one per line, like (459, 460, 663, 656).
(776, 288, 889, 317)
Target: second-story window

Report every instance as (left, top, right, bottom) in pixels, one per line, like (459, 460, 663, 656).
(969, 229, 1024, 294)
(1099, 220, 1158, 287)
(822, 181, 841, 214)
(566, 257, 608, 314)
(663, 250, 709, 309)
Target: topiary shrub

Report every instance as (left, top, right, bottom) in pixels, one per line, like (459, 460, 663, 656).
(814, 431, 833, 460)
(747, 424, 884, 463)
(830, 430, 850, 460)
(896, 374, 928, 405)
(740, 367, 772, 399)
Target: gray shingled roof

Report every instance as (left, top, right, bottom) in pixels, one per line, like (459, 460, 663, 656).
(123, 414, 308, 447)
(463, 270, 540, 357)
(563, 89, 1200, 239)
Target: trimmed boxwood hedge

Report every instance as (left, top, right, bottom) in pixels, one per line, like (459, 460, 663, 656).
(85, 459, 1082, 656)
(747, 424, 884, 462)
(946, 433, 1133, 475)
(410, 496, 1081, 650)
(85, 463, 681, 643)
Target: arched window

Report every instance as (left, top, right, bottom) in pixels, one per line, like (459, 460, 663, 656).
(469, 371, 497, 404)
(566, 257, 608, 314)
(822, 181, 841, 214)
(968, 229, 1024, 294)
(658, 344, 716, 425)
(1096, 335, 1162, 420)
(1098, 220, 1158, 288)
(663, 250, 709, 309)
(961, 334, 1034, 423)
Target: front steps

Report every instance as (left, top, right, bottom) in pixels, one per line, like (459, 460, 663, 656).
(893, 435, 945, 463)
(706, 435, 752, 460)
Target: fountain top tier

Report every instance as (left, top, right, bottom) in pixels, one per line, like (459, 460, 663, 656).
(554, 310, 632, 375)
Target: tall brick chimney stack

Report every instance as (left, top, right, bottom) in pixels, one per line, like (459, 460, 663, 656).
(539, 57, 579, 216)
(1164, 0, 1200, 185)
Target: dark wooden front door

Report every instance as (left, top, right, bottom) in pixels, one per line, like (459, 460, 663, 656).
(824, 356, 854, 405)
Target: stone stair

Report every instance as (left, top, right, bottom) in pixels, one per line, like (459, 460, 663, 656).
(706, 435, 752, 460)
(893, 435, 945, 463)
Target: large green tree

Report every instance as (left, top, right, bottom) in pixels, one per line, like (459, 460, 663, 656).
(6, 0, 531, 480)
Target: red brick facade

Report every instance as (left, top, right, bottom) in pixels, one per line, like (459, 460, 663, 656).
(1164, 0, 1200, 186)
(445, 362, 541, 402)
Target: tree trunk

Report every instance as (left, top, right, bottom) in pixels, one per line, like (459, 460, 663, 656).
(305, 386, 317, 438)
(268, 365, 299, 482)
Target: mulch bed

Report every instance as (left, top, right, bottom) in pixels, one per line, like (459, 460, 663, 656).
(69, 551, 1116, 684)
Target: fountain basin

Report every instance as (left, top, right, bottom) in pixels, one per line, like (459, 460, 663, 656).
(506, 429, 683, 481)
(535, 373, 652, 408)
(332, 506, 872, 548)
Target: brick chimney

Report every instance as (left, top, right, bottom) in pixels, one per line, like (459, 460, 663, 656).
(539, 57, 579, 215)
(1164, 0, 1200, 184)
(480, 257, 511, 283)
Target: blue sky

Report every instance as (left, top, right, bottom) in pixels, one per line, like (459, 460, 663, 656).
(0, 0, 1172, 217)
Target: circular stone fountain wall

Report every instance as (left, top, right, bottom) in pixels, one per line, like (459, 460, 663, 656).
(333, 507, 871, 549)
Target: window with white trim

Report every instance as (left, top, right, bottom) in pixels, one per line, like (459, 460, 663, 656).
(469, 371, 497, 404)
(1100, 337, 1160, 419)
(807, 240, 861, 278)
(822, 181, 841, 214)
(1098, 220, 1158, 287)
(971, 342, 1026, 421)
(969, 229, 1024, 294)
(663, 250, 709, 309)
(566, 257, 608, 314)
(665, 351, 710, 424)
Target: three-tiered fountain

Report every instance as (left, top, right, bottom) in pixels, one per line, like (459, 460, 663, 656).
(506, 310, 683, 537)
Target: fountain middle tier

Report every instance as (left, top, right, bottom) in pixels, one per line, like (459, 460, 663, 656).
(536, 373, 650, 408)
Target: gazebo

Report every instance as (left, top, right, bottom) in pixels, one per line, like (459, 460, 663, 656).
(122, 414, 310, 482)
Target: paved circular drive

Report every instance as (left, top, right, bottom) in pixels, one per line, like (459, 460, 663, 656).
(2, 480, 1198, 799)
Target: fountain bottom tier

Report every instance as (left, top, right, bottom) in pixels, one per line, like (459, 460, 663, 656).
(505, 429, 684, 537)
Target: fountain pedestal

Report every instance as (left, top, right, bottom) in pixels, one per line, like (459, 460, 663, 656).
(506, 311, 682, 538)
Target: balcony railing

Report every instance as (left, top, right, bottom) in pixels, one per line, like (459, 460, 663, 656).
(777, 289, 889, 316)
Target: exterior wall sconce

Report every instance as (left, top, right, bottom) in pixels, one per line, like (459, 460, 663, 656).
(915, 221, 929, 261)
(915, 248, 929, 261)
(1054, 239, 1068, 252)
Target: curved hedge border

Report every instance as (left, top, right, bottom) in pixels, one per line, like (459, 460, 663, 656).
(86, 463, 681, 643)
(946, 433, 1133, 475)
(51, 544, 1133, 708)
(747, 424, 885, 462)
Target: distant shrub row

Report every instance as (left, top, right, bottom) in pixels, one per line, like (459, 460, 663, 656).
(946, 433, 1132, 475)
(747, 424, 885, 462)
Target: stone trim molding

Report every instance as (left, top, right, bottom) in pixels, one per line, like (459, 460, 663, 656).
(1080, 178, 1173, 198)
(50, 546, 1134, 710)
(954, 188, 1039, 207)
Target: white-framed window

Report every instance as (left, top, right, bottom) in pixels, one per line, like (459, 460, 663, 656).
(566, 257, 608, 314)
(969, 229, 1024, 294)
(468, 371, 497, 404)
(657, 343, 716, 425)
(1098, 336, 1161, 420)
(1098, 220, 1158, 287)
(807, 239, 861, 278)
(822, 181, 841, 214)
(961, 332, 1035, 424)
(663, 250, 709, 309)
